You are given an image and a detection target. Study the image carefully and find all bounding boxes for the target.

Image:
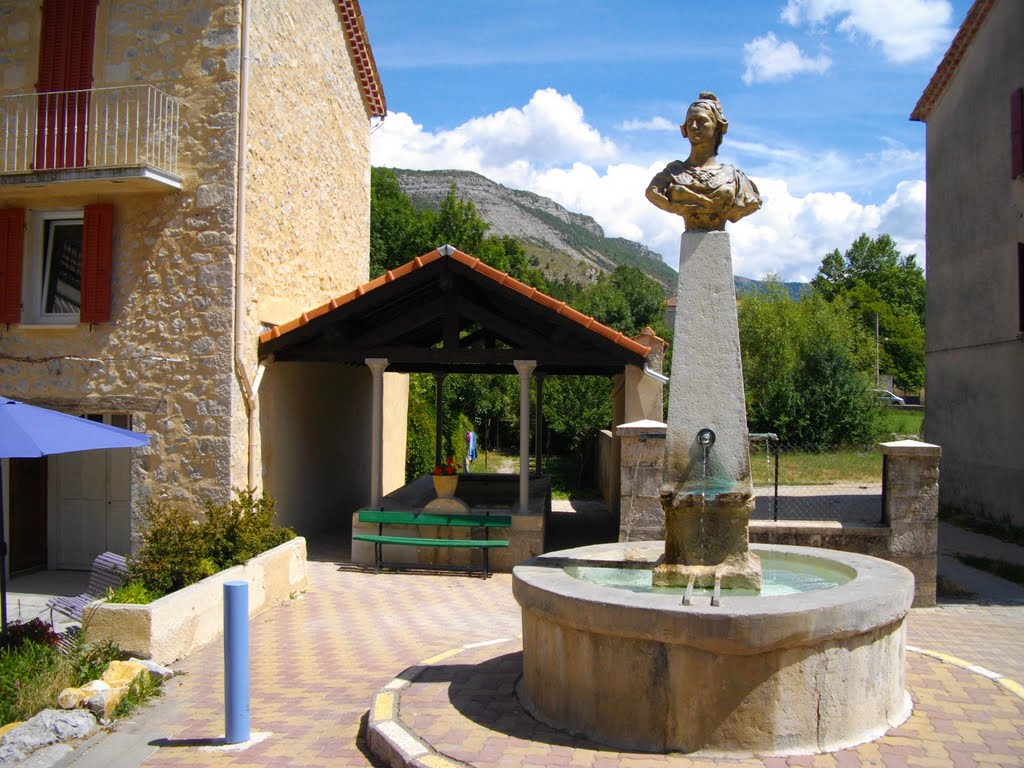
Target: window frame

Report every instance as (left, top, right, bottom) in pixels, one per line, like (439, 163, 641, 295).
(21, 208, 84, 325)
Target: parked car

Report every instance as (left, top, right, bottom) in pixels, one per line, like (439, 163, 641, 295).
(871, 389, 905, 406)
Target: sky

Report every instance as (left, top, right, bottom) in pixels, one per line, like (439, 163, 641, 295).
(363, 0, 974, 282)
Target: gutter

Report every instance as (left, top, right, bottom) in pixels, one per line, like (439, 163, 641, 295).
(643, 362, 669, 384)
(233, 0, 260, 490)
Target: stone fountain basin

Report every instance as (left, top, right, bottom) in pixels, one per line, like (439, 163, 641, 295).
(513, 541, 914, 757)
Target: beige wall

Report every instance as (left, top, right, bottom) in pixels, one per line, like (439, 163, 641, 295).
(923, 0, 1024, 525)
(243, 0, 375, 492)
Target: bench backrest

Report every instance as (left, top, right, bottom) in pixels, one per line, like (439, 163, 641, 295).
(358, 509, 512, 528)
(86, 551, 127, 596)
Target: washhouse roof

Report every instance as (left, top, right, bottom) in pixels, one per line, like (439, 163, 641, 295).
(258, 246, 651, 375)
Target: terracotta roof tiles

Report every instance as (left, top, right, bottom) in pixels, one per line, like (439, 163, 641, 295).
(258, 247, 650, 359)
(910, 0, 994, 122)
(336, 0, 387, 119)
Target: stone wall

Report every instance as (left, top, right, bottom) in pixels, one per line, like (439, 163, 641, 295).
(0, 0, 243, 511)
(0, 0, 381, 551)
(617, 421, 666, 542)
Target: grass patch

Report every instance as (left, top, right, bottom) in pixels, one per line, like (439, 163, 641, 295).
(751, 447, 882, 486)
(0, 620, 121, 725)
(953, 554, 1024, 586)
(881, 408, 924, 436)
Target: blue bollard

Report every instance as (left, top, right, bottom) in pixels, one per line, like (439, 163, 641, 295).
(224, 580, 250, 744)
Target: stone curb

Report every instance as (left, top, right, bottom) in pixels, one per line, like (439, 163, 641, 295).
(365, 637, 519, 768)
(366, 638, 1023, 768)
(906, 644, 1024, 700)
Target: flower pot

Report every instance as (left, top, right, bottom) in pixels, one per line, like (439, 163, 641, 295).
(433, 474, 458, 499)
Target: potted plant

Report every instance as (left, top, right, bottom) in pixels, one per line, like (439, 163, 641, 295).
(432, 456, 458, 498)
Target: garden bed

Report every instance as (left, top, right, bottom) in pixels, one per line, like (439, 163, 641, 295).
(82, 538, 308, 666)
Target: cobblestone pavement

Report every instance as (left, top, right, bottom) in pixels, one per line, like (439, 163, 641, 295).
(67, 529, 1024, 768)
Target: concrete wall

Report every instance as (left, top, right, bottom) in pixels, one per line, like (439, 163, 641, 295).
(922, 0, 1024, 526)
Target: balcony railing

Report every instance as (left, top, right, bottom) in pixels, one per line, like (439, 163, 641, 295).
(0, 85, 181, 178)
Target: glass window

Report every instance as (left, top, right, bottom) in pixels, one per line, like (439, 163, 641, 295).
(22, 210, 83, 324)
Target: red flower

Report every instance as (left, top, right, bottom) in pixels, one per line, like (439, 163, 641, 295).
(433, 456, 457, 476)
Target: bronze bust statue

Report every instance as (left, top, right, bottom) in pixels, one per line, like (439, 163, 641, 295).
(646, 92, 761, 231)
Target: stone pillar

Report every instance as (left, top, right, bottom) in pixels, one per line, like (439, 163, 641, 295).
(663, 232, 751, 492)
(656, 230, 760, 589)
(881, 439, 941, 607)
(513, 360, 536, 514)
(366, 358, 389, 509)
(624, 327, 668, 423)
(617, 420, 666, 541)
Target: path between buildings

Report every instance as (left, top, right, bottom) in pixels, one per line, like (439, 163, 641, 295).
(52, 521, 1024, 768)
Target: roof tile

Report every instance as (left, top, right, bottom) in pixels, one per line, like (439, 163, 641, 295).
(259, 248, 650, 359)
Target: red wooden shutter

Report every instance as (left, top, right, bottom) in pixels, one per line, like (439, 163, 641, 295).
(0, 209, 25, 324)
(35, 0, 97, 169)
(80, 203, 112, 323)
(1013, 88, 1024, 179)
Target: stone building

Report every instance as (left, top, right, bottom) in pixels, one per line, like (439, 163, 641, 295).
(910, 0, 1024, 527)
(0, 0, 407, 572)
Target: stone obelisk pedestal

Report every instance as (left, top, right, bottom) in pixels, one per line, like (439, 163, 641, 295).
(654, 230, 761, 589)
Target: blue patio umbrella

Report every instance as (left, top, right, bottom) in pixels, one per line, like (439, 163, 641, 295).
(0, 398, 151, 629)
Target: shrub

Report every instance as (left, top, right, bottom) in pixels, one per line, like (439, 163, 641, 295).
(125, 489, 294, 598)
(202, 489, 295, 569)
(127, 499, 216, 595)
(106, 581, 156, 605)
(0, 618, 60, 652)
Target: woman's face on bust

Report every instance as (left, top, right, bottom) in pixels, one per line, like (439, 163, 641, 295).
(681, 105, 717, 149)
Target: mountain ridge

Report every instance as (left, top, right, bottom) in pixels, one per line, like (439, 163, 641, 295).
(388, 168, 804, 300)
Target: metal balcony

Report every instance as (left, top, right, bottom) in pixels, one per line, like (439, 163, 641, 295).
(0, 85, 182, 195)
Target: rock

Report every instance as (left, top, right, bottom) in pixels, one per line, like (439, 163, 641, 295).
(0, 709, 97, 763)
(56, 688, 86, 710)
(0, 723, 20, 739)
(85, 687, 128, 722)
(101, 660, 146, 688)
(128, 657, 176, 682)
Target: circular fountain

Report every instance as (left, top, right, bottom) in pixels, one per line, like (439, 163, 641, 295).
(511, 92, 915, 757)
(513, 540, 914, 756)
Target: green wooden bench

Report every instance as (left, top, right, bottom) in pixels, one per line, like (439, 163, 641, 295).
(354, 509, 512, 578)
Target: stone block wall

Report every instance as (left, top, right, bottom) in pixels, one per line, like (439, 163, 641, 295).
(617, 421, 666, 542)
(0, 0, 244, 509)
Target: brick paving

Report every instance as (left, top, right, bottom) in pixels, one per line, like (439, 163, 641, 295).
(66, 529, 1024, 768)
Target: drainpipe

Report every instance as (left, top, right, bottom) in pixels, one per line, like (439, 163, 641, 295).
(234, 0, 257, 489)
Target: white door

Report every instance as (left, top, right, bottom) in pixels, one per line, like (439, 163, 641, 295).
(55, 416, 134, 569)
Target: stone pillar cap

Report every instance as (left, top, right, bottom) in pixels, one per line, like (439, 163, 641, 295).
(616, 419, 667, 435)
(878, 439, 941, 457)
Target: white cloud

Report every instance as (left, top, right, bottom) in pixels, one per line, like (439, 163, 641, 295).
(742, 32, 832, 84)
(618, 117, 676, 132)
(781, 0, 954, 63)
(371, 89, 926, 283)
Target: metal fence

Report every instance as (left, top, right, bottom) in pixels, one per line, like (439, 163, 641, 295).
(748, 434, 882, 523)
(0, 85, 181, 177)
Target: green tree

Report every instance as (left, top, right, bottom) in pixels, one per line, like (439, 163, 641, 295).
(370, 167, 432, 277)
(810, 233, 925, 390)
(739, 280, 881, 448)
